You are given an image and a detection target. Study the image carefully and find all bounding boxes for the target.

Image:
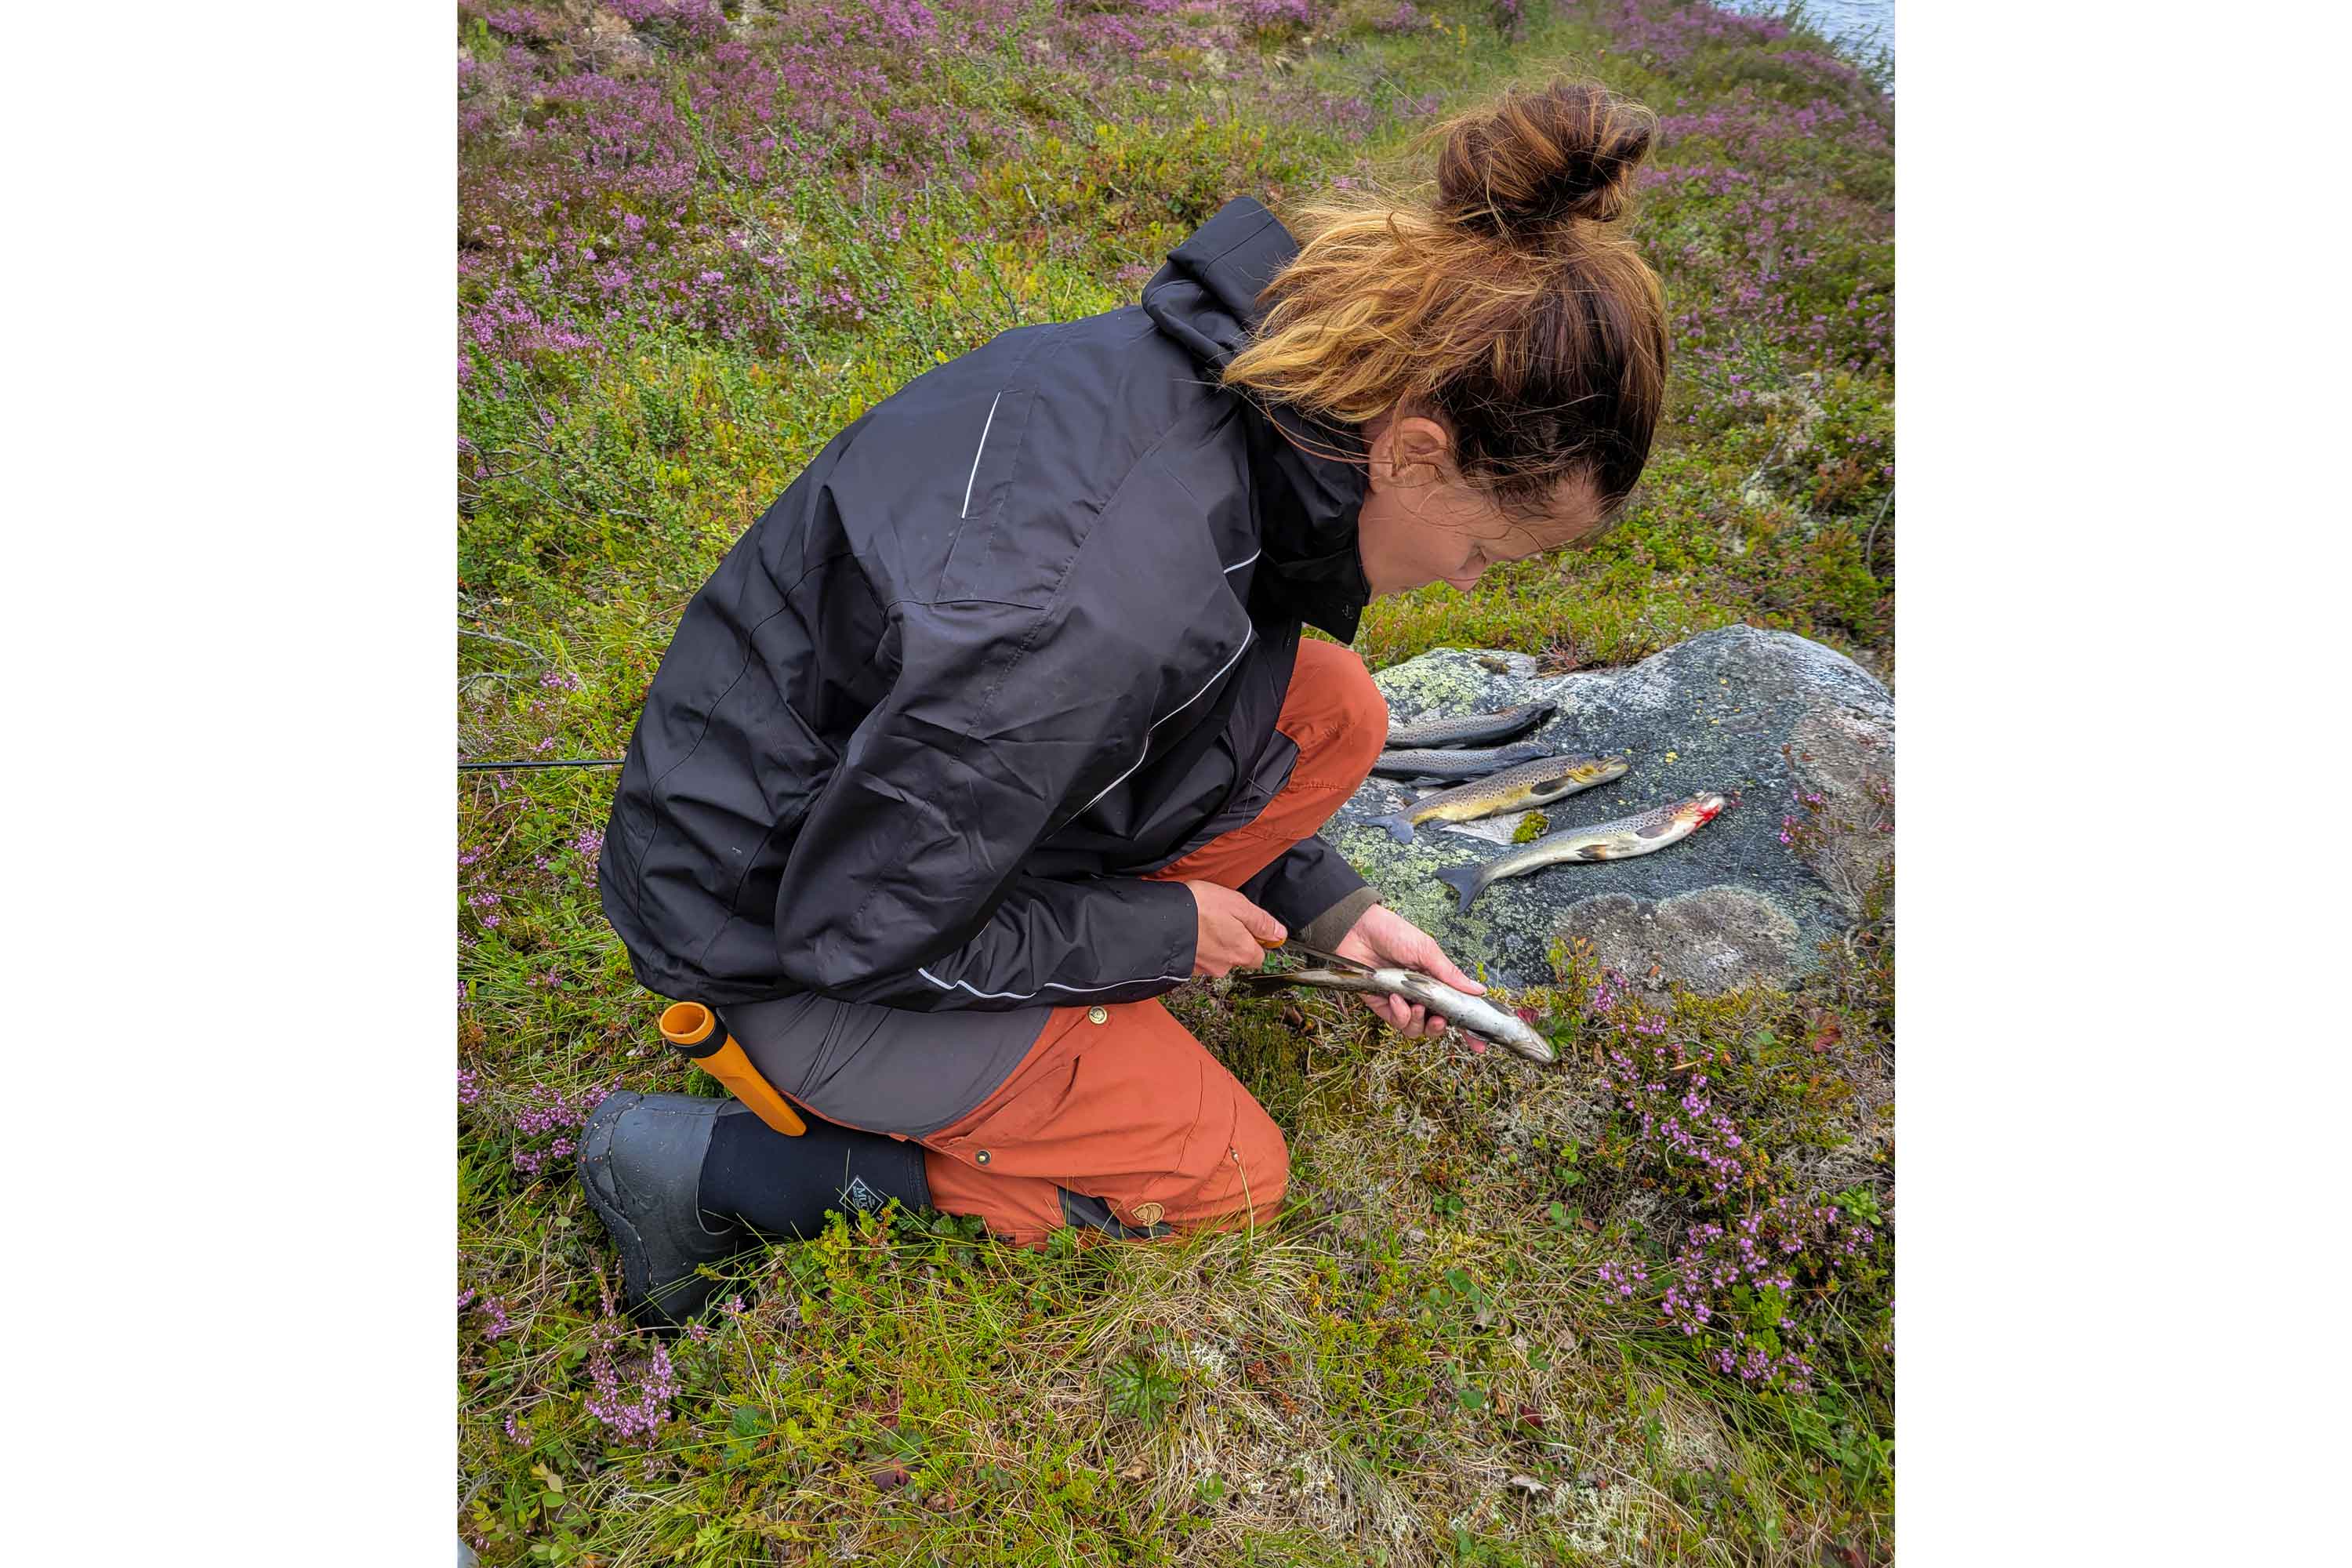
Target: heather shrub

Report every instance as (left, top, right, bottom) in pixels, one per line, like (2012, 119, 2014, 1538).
(1549, 924, 1892, 1468)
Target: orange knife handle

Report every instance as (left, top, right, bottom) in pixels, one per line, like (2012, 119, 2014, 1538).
(657, 1001, 808, 1138)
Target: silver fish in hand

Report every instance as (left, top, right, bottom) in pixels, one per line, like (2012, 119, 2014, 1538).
(1232, 944, 1555, 1064)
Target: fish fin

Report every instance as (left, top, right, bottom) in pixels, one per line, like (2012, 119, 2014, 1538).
(1635, 818, 1674, 838)
(1576, 842, 1613, 861)
(1432, 862, 1484, 913)
(1367, 811, 1417, 845)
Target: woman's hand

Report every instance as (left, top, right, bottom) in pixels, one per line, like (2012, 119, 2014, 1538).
(1183, 880, 1286, 978)
(1332, 903, 1484, 1037)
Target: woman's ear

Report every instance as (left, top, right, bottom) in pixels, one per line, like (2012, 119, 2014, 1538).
(1384, 416, 1454, 489)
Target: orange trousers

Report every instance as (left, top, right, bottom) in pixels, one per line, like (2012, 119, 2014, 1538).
(916, 638, 1388, 1248)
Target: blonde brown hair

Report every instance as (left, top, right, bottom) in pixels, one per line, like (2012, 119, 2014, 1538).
(1225, 73, 1670, 535)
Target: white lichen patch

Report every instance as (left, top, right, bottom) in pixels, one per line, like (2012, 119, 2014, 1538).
(1544, 1475, 1650, 1559)
(1163, 1333, 1233, 1381)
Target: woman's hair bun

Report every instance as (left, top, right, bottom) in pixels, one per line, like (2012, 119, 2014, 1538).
(1434, 77, 1656, 238)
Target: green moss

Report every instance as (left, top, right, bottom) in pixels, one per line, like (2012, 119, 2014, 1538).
(1510, 810, 1548, 844)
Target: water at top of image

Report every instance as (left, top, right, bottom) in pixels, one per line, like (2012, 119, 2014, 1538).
(1722, 0, 1894, 71)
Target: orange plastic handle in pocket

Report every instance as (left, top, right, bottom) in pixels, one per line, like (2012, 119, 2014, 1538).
(659, 1001, 808, 1138)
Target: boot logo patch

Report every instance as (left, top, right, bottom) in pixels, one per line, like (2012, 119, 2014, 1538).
(843, 1175, 884, 1213)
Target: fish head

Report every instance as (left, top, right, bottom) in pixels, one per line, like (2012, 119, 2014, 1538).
(1688, 793, 1730, 826)
(1509, 1031, 1558, 1065)
(1569, 757, 1629, 785)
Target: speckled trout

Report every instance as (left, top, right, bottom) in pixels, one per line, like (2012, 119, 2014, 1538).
(1384, 701, 1557, 750)
(1234, 947, 1554, 1063)
(1370, 741, 1552, 783)
(1432, 793, 1730, 911)
(1365, 755, 1629, 844)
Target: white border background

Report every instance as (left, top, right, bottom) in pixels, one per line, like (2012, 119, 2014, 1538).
(6, 1, 2346, 1561)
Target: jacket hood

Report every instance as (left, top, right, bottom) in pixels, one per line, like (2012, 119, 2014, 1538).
(1142, 197, 1374, 641)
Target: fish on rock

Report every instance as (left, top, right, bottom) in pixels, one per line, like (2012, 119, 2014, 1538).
(1383, 701, 1557, 750)
(1366, 755, 1629, 844)
(1432, 793, 1730, 911)
(1370, 741, 1554, 783)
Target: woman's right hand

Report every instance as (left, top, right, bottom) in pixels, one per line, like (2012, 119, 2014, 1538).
(1182, 880, 1287, 978)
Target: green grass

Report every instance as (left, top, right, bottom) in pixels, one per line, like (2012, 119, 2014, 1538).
(459, 2, 1896, 1563)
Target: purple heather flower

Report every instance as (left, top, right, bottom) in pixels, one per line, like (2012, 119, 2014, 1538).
(584, 1318, 681, 1443)
(485, 8, 554, 42)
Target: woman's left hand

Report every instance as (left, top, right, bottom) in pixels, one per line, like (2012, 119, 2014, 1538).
(1331, 903, 1484, 1038)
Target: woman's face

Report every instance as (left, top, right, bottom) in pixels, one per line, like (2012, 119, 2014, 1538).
(1353, 408, 1608, 599)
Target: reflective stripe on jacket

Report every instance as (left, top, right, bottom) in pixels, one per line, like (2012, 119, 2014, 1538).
(600, 197, 1376, 1009)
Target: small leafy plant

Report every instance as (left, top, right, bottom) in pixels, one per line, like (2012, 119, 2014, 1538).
(1102, 1348, 1181, 1427)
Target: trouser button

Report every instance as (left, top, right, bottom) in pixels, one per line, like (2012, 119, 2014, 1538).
(1087, 1006, 1109, 1024)
(975, 1149, 990, 1165)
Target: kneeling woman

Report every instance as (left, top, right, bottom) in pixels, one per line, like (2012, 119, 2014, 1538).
(583, 78, 1670, 1322)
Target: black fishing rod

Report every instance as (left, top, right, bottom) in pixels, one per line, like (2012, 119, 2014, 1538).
(456, 758, 622, 771)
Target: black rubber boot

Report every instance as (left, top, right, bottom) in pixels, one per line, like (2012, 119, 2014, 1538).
(579, 1091, 755, 1327)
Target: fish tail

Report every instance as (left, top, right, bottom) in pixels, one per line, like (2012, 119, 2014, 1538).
(1432, 862, 1484, 913)
(1368, 811, 1417, 845)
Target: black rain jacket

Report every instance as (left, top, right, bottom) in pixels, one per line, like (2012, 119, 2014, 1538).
(600, 197, 1378, 1010)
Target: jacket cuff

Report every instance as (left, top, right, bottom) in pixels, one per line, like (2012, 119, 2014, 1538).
(1243, 834, 1368, 935)
(1129, 874, 1202, 982)
(1295, 886, 1381, 953)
